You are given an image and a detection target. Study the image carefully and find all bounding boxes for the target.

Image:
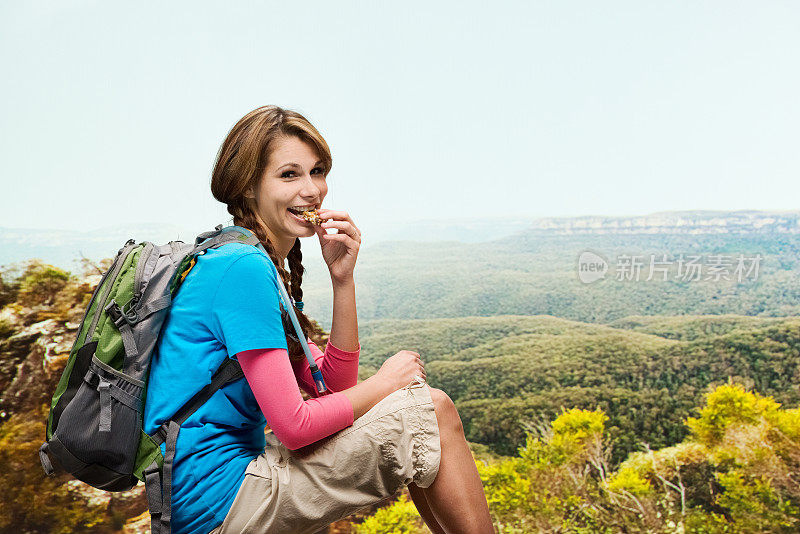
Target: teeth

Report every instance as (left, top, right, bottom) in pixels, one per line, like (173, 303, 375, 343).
(289, 206, 316, 212)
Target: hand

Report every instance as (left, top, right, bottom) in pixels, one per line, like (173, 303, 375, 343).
(314, 208, 360, 284)
(375, 350, 426, 392)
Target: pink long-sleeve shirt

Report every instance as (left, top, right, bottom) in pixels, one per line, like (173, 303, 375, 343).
(237, 339, 360, 450)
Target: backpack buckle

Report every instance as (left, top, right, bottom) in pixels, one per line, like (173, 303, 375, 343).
(105, 298, 141, 328)
(105, 300, 130, 328)
(194, 224, 224, 246)
(121, 295, 141, 323)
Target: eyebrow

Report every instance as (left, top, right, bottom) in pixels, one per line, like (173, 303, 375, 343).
(277, 160, 324, 171)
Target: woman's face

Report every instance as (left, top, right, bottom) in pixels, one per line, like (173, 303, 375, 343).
(248, 135, 328, 246)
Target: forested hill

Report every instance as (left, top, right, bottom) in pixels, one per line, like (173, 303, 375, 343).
(606, 314, 789, 340)
(302, 222, 800, 329)
(6, 211, 799, 329)
(2, 259, 799, 531)
(357, 314, 800, 463)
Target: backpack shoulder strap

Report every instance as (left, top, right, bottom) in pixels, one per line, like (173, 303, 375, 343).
(145, 356, 244, 534)
(152, 357, 244, 445)
(192, 224, 260, 255)
(145, 225, 260, 534)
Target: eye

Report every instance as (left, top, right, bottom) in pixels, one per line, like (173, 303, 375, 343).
(281, 167, 325, 179)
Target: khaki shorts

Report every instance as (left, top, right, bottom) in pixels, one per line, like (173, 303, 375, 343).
(209, 381, 441, 534)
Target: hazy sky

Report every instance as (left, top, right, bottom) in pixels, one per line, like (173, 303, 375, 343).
(1, 1, 798, 235)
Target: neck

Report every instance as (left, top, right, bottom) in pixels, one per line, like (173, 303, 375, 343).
(238, 212, 293, 264)
(274, 239, 293, 265)
(260, 225, 293, 265)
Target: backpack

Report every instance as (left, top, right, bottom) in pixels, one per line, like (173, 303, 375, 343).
(38, 224, 327, 534)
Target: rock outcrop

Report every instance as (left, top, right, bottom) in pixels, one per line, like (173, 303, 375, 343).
(0, 262, 359, 533)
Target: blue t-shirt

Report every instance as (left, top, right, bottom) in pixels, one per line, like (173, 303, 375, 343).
(144, 238, 288, 534)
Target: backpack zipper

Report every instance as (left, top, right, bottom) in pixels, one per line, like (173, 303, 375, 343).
(130, 242, 155, 314)
(85, 241, 140, 342)
(69, 241, 133, 351)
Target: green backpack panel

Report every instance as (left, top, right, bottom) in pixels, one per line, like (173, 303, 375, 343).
(39, 226, 261, 533)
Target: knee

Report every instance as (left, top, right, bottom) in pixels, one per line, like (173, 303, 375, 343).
(428, 387, 463, 434)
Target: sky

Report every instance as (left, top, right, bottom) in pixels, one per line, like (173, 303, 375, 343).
(1, 1, 798, 237)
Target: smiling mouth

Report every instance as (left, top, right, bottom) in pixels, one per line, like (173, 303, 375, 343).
(287, 207, 323, 225)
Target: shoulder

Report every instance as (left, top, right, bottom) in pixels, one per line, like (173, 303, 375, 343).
(204, 243, 281, 301)
(186, 242, 279, 300)
(201, 242, 277, 279)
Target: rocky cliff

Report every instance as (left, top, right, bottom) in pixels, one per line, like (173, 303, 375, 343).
(0, 264, 153, 533)
(524, 209, 800, 235)
(0, 260, 362, 533)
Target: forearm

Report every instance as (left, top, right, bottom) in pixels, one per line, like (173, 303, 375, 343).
(328, 277, 359, 352)
(341, 373, 394, 420)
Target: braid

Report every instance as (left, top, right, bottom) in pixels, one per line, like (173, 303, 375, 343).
(233, 206, 291, 288)
(288, 239, 304, 303)
(232, 204, 321, 361)
(286, 239, 324, 341)
(210, 105, 334, 363)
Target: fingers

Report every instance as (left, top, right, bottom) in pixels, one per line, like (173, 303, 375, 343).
(402, 352, 425, 376)
(317, 209, 351, 222)
(321, 232, 360, 252)
(318, 209, 360, 237)
(321, 219, 361, 242)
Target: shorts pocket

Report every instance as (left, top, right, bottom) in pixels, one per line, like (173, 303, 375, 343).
(408, 393, 442, 488)
(243, 453, 275, 479)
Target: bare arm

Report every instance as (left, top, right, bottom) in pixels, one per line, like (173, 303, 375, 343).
(293, 338, 394, 420)
(328, 277, 359, 352)
(341, 374, 394, 420)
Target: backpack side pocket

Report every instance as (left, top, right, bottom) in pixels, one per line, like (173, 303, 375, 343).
(50, 354, 144, 491)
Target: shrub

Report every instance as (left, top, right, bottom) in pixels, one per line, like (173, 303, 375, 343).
(0, 267, 20, 308)
(15, 261, 70, 308)
(355, 493, 425, 534)
(606, 466, 651, 496)
(0, 318, 15, 339)
(0, 405, 110, 532)
(686, 383, 783, 447)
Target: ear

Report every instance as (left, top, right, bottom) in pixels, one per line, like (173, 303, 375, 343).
(244, 187, 256, 199)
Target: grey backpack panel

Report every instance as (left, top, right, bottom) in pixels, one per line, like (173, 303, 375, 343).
(39, 226, 266, 532)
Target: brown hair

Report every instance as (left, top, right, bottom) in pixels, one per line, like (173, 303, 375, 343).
(210, 105, 332, 361)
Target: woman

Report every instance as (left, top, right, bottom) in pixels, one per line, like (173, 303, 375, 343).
(144, 105, 494, 534)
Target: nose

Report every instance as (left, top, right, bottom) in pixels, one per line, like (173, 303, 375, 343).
(299, 173, 323, 199)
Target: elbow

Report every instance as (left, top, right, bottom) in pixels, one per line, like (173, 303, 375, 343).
(272, 427, 307, 451)
(327, 367, 360, 392)
(318, 379, 357, 395)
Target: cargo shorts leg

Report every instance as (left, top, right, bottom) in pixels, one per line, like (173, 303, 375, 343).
(212, 381, 441, 534)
